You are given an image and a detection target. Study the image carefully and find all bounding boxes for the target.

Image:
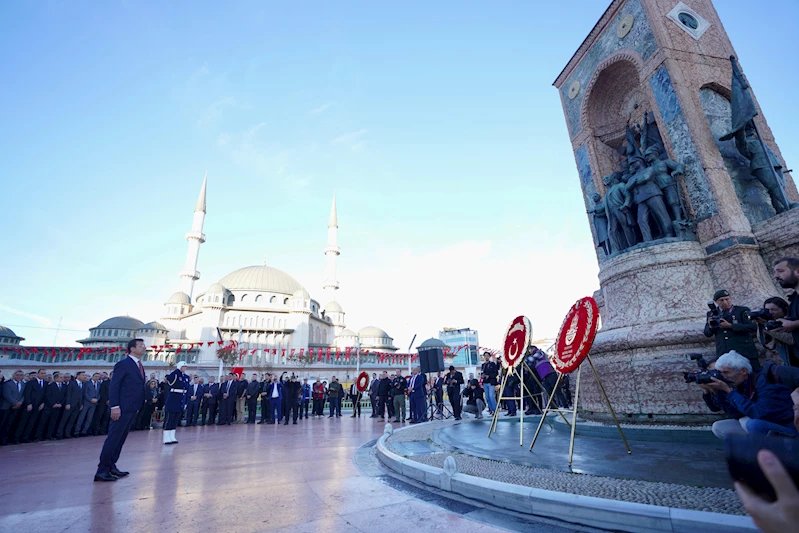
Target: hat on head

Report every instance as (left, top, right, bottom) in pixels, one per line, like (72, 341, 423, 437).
(713, 289, 730, 301)
(176, 361, 187, 370)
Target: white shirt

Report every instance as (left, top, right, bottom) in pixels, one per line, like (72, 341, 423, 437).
(271, 384, 279, 398)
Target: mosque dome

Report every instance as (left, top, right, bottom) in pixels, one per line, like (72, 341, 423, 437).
(142, 321, 167, 331)
(337, 328, 357, 337)
(96, 316, 145, 330)
(358, 326, 391, 339)
(323, 301, 343, 313)
(167, 292, 191, 304)
(293, 288, 310, 299)
(219, 265, 305, 295)
(205, 283, 230, 294)
(0, 325, 24, 345)
(418, 338, 448, 349)
(0, 325, 19, 338)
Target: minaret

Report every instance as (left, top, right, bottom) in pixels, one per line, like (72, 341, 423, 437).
(323, 192, 340, 300)
(179, 173, 207, 299)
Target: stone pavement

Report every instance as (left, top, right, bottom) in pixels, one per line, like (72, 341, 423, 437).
(0, 416, 598, 533)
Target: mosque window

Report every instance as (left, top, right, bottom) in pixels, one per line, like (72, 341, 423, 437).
(215, 296, 220, 303)
(269, 296, 276, 304)
(283, 298, 289, 305)
(241, 294, 248, 302)
(255, 295, 262, 303)
(228, 295, 235, 306)
(114, 330, 119, 336)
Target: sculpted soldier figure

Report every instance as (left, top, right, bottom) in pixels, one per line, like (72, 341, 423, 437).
(627, 156, 675, 241)
(734, 122, 790, 214)
(587, 192, 611, 255)
(644, 146, 684, 222)
(603, 172, 636, 253)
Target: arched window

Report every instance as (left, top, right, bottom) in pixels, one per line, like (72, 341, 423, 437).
(255, 295, 262, 303)
(283, 297, 289, 305)
(267, 317, 273, 328)
(241, 294, 248, 302)
(228, 295, 235, 306)
(269, 296, 276, 304)
(215, 296, 220, 303)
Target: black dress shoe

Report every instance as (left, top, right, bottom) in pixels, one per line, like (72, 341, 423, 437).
(94, 472, 118, 482)
(110, 469, 129, 477)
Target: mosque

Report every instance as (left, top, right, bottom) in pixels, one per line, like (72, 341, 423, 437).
(76, 175, 398, 370)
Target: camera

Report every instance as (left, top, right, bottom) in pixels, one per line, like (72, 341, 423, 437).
(682, 353, 725, 385)
(726, 435, 799, 502)
(707, 301, 721, 329)
(764, 320, 782, 331)
(747, 308, 772, 321)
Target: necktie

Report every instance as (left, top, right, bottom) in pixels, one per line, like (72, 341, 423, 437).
(39, 379, 43, 387)
(137, 360, 145, 378)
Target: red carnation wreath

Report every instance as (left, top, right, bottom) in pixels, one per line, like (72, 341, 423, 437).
(552, 296, 599, 374)
(356, 371, 370, 392)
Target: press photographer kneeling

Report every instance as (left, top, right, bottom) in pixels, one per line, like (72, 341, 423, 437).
(698, 351, 798, 439)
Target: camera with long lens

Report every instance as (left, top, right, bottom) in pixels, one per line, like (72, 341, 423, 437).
(764, 320, 782, 331)
(683, 353, 725, 385)
(747, 309, 772, 321)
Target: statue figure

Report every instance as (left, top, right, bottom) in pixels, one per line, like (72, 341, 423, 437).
(587, 193, 611, 255)
(720, 55, 794, 214)
(624, 122, 643, 161)
(640, 112, 667, 158)
(627, 156, 675, 241)
(603, 172, 637, 253)
(644, 146, 685, 222)
(732, 122, 790, 213)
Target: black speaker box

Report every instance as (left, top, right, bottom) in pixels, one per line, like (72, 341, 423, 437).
(419, 347, 445, 374)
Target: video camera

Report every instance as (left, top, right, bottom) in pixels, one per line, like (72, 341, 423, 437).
(682, 353, 725, 385)
(747, 309, 782, 331)
(706, 302, 734, 332)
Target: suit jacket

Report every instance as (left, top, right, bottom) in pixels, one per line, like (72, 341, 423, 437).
(83, 380, 101, 405)
(222, 379, 237, 401)
(187, 382, 202, 403)
(45, 382, 67, 408)
(99, 379, 110, 404)
(264, 382, 283, 400)
(109, 356, 146, 414)
(24, 378, 47, 408)
(65, 380, 83, 409)
(203, 383, 220, 405)
(409, 373, 427, 397)
(1, 379, 25, 410)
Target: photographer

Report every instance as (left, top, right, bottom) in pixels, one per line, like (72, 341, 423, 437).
(752, 297, 799, 367)
(461, 379, 485, 419)
(703, 289, 760, 371)
(700, 351, 797, 439)
(772, 258, 799, 349)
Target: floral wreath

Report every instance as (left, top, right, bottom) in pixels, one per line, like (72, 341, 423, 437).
(356, 371, 370, 392)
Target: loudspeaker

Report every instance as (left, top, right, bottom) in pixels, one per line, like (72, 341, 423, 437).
(419, 347, 445, 374)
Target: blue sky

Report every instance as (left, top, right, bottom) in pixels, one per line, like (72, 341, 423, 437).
(2, 1, 798, 350)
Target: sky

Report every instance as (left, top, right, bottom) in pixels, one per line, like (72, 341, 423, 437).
(1, 1, 798, 351)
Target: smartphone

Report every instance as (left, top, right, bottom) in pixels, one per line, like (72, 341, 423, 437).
(725, 435, 799, 502)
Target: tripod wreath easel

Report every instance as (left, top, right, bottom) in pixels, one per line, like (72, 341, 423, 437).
(528, 297, 631, 467)
(486, 316, 574, 446)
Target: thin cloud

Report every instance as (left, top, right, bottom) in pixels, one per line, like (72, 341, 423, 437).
(310, 103, 332, 114)
(196, 96, 238, 128)
(331, 129, 367, 145)
(0, 304, 52, 325)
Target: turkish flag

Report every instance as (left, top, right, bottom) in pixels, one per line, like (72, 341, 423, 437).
(232, 366, 244, 377)
(272, 348, 277, 355)
(317, 349, 323, 362)
(299, 348, 305, 356)
(326, 347, 331, 361)
(291, 348, 296, 356)
(345, 347, 351, 360)
(281, 349, 286, 358)
(250, 349, 256, 355)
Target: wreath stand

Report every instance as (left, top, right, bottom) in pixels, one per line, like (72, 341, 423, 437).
(487, 361, 573, 446)
(529, 356, 629, 466)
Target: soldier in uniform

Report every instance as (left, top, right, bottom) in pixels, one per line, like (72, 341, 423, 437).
(644, 146, 684, 222)
(163, 361, 190, 445)
(627, 155, 675, 241)
(734, 122, 790, 214)
(703, 290, 760, 371)
(587, 192, 611, 255)
(603, 172, 636, 253)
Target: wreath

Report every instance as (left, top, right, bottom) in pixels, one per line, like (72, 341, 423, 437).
(356, 371, 370, 392)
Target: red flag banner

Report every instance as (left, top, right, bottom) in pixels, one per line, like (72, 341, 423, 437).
(345, 347, 351, 360)
(326, 347, 331, 361)
(281, 349, 286, 358)
(318, 349, 323, 362)
(291, 348, 296, 356)
(299, 348, 305, 356)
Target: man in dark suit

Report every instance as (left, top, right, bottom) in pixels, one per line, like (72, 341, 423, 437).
(186, 375, 202, 426)
(18, 368, 47, 443)
(200, 376, 219, 425)
(77, 372, 102, 436)
(217, 373, 237, 425)
(39, 372, 66, 441)
(444, 366, 464, 421)
(92, 372, 111, 435)
(408, 366, 427, 424)
(0, 369, 25, 445)
(95, 338, 146, 482)
(246, 374, 261, 424)
(258, 373, 272, 423)
(264, 375, 283, 424)
(57, 372, 84, 439)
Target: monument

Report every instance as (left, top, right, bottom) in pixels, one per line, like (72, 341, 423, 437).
(555, 0, 798, 422)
